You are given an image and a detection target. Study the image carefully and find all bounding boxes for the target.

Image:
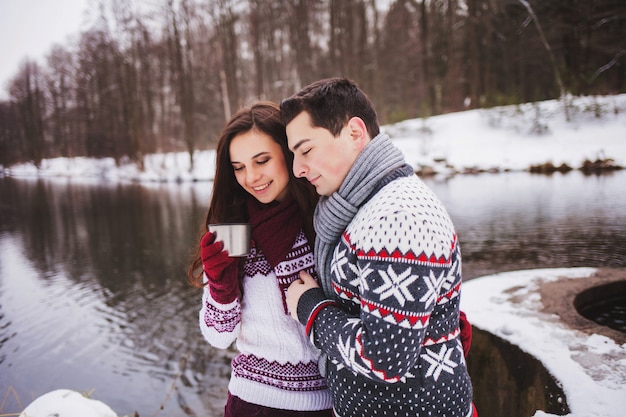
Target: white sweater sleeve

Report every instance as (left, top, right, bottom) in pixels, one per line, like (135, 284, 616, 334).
(198, 282, 241, 349)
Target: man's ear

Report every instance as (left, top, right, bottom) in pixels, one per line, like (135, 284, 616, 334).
(346, 116, 370, 151)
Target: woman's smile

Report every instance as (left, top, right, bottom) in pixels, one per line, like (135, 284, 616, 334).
(252, 181, 272, 192)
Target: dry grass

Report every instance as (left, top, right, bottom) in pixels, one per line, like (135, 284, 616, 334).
(0, 386, 23, 417)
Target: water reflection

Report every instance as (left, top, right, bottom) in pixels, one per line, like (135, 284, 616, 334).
(0, 178, 229, 415)
(424, 172, 626, 279)
(0, 171, 625, 415)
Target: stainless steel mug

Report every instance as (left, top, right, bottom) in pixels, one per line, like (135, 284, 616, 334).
(207, 223, 252, 257)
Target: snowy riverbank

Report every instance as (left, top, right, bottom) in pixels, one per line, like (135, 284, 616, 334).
(3, 94, 625, 183)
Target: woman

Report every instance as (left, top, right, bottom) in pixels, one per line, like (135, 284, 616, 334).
(187, 102, 332, 416)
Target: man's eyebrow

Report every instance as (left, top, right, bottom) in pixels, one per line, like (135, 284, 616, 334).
(290, 138, 310, 152)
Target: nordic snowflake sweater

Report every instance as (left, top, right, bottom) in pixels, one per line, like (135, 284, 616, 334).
(199, 229, 332, 411)
(296, 135, 474, 417)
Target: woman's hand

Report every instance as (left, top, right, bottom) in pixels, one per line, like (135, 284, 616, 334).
(201, 231, 237, 281)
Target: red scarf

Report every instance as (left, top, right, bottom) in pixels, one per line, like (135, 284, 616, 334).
(246, 195, 303, 269)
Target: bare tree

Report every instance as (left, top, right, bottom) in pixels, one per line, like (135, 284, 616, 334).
(46, 45, 75, 158)
(211, 0, 241, 120)
(379, 0, 420, 122)
(442, 0, 464, 112)
(166, 0, 197, 168)
(9, 60, 46, 167)
(328, 0, 369, 80)
(2, 0, 626, 167)
(286, 0, 316, 89)
(0, 102, 21, 166)
(517, 0, 570, 121)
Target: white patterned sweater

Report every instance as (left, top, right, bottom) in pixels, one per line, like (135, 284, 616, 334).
(199, 230, 332, 411)
(300, 175, 473, 417)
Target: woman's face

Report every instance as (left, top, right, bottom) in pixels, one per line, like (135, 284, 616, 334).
(229, 129, 290, 204)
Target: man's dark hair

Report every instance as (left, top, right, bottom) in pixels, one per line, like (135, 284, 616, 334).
(280, 77, 380, 139)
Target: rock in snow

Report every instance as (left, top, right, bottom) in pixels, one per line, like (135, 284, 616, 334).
(20, 389, 117, 417)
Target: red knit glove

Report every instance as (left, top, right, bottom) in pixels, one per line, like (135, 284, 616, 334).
(459, 310, 473, 357)
(201, 231, 239, 303)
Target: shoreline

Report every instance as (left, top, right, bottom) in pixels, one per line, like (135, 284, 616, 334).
(462, 267, 626, 417)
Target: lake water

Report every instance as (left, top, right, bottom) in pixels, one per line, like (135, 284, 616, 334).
(1, 170, 625, 416)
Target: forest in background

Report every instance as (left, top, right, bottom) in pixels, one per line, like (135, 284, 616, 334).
(0, 0, 624, 169)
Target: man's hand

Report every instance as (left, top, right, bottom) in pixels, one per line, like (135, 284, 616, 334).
(286, 271, 320, 320)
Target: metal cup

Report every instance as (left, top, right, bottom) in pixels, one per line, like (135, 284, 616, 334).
(207, 223, 252, 257)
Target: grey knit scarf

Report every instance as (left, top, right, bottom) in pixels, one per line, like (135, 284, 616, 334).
(314, 132, 415, 296)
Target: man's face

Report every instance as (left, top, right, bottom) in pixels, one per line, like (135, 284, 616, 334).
(286, 111, 358, 196)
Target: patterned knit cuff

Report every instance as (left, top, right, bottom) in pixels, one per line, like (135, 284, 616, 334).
(297, 287, 334, 334)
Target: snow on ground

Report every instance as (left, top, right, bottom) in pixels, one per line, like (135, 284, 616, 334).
(387, 94, 626, 174)
(3, 94, 625, 182)
(461, 268, 626, 417)
(18, 389, 117, 417)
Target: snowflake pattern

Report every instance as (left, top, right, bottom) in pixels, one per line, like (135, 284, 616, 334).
(373, 265, 420, 306)
(331, 248, 350, 281)
(421, 344, 458, 381)
(419, 269, 446, 309)
(337, 332, 373, 377)
(440, 257, 460, 293)
(347, 263, 362, 288)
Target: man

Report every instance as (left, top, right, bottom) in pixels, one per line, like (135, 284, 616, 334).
(281, 77, 476, 417)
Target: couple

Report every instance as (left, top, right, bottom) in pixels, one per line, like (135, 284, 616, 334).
(187, 78, 477, 417)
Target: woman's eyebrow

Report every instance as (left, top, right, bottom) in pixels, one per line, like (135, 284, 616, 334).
(231, 151, 270, 164)
(252, 151, 270, 159)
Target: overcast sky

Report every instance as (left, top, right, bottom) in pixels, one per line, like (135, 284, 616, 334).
(0, 0, 91, 100)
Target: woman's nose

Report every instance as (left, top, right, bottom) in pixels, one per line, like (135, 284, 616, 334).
(246, 166, 261, 182)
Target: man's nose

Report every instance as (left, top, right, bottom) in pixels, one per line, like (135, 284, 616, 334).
(292, 156, 307, 178)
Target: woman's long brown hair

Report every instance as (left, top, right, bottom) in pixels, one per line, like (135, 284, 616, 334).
(187, 101, 319, 288)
